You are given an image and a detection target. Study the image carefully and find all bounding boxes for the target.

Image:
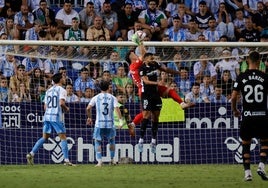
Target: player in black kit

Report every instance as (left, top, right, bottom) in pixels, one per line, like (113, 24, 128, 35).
(137, 53, 168, 154)
(231, 51, 268, 181)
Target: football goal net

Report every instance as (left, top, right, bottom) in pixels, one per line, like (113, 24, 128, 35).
(0, 40, 266, 165)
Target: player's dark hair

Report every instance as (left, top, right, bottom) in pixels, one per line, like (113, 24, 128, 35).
(248, 51, 260, 63)
(143, 53, 154, 59)
(52, 73, 63, 84)
(125, 50, 134, 64)
(99, 80, 110, 91)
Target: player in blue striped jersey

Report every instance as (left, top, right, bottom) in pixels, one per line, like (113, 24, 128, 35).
(86, 80, 123, 167)
(26, 73, 75, 166)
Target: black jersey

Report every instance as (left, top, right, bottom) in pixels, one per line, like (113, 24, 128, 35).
(139, 61, 161, 95)
(233, 69, 268, 117)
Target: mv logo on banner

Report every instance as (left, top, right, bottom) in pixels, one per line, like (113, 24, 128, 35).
(224, 137, 258, 163)
(44, 136, 75, 163)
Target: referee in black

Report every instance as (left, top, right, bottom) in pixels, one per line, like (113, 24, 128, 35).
(231, 51, 268, 181)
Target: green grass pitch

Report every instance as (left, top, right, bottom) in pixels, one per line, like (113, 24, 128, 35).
(0, 164, 267, 188)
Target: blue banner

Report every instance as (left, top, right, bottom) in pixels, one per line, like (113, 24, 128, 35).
(0, 103, 259, 164)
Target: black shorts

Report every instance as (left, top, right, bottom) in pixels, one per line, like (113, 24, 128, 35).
(240, 117, 268, 140)
(141, 94, 162, 111)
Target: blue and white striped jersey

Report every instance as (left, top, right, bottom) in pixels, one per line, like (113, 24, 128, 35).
(89, 92, 119, 128)
(44, 85, 67, 123)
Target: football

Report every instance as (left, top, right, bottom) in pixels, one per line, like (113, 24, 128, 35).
(135, 30, 146, 40)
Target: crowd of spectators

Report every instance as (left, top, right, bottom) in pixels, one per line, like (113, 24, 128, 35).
(0, 0, 268, 104)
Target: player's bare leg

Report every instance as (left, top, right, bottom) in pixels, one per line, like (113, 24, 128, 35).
(160, 86, 195, 109)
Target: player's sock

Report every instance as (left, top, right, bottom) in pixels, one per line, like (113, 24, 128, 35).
(151, 138, 156, 144)
(109, 139, 115, 159)
(139, 138, 144, 144)
(133, 112, 143, 125)
(168, 89, 183, 104)
(60, 139, 69, 159)
(31, 137, 46, 154)
(95, 140, 102, 161)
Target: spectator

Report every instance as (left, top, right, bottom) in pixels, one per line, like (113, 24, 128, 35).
(124, 82, 139, 103)
(214, 2, 235, 40)
(32, 0, 55, 30)
(46, 22, 65, 55)
(5, 0, 25, 13)
(193, 53, 217, 85)
(64, 16, 86, 57)
(199, 75, 215, 97)
(126, 0, 148, 15)
(14, 4, 34, 40)
(43, 49, 64, 79)
(12, 82, 31, 102)
(242, 0, 259, 16)
(9, 64, 30, 94)
(0, 49, 19, 82)
(34, 29, 50, 56)
(100, 50, 120, 76)
(118, 2, 138, 41)
(1, 16, 19, 40)
(156, 34, 177, 60)
(185, 19, 201, 41)
(208, 84, 227, 103)
(58, 66, 73, 87)
(0, 33, 9, 56)
(217, 69, 234, 100)
(138, 0, 168, 41)
(203, 17, 222, 42)
(95, 70, 117, 94)
(194, 0, 213, 32)
(79, 1, 100, 31)
(251, 1, 268, 32)
(113, 36, 129, 60)
(28, 0, 50, 11)
(25, 19, 43, 41)
(46, 22, 63, 41)
(165, 0, 180, 27)
(171, 2, 193, 29)
(176, 67, 193, 97)
(74, 67, 96, 98)
(185, 82, 210, 103)
(22, 50, 44, 75)
(240, 16, 260, 42)
(83, 0, 102, 13)
(85, 58, 102, 80)
(86, 15, 110, 41)
(100, 1, 119, 40)
(66, 83, 80, 103)
(164, 16, 186, 42)
(233, 8, 246, 39)
(80, 87, 94, 103)
(0, 76, 12, 102)
(55, 0, 79, 33)
(231, 36, 250, 63)
(29, 67, 46, 102)
(112, 65, 133, 93)
(215, 49, 240, 81)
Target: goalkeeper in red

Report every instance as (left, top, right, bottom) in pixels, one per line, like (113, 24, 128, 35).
(126, 36, 194, 137)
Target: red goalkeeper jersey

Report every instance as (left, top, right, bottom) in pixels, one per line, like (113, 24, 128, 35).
(129, 59, 143, 89)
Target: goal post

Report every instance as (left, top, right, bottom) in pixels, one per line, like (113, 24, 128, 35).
(0, 40, 266, 165)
